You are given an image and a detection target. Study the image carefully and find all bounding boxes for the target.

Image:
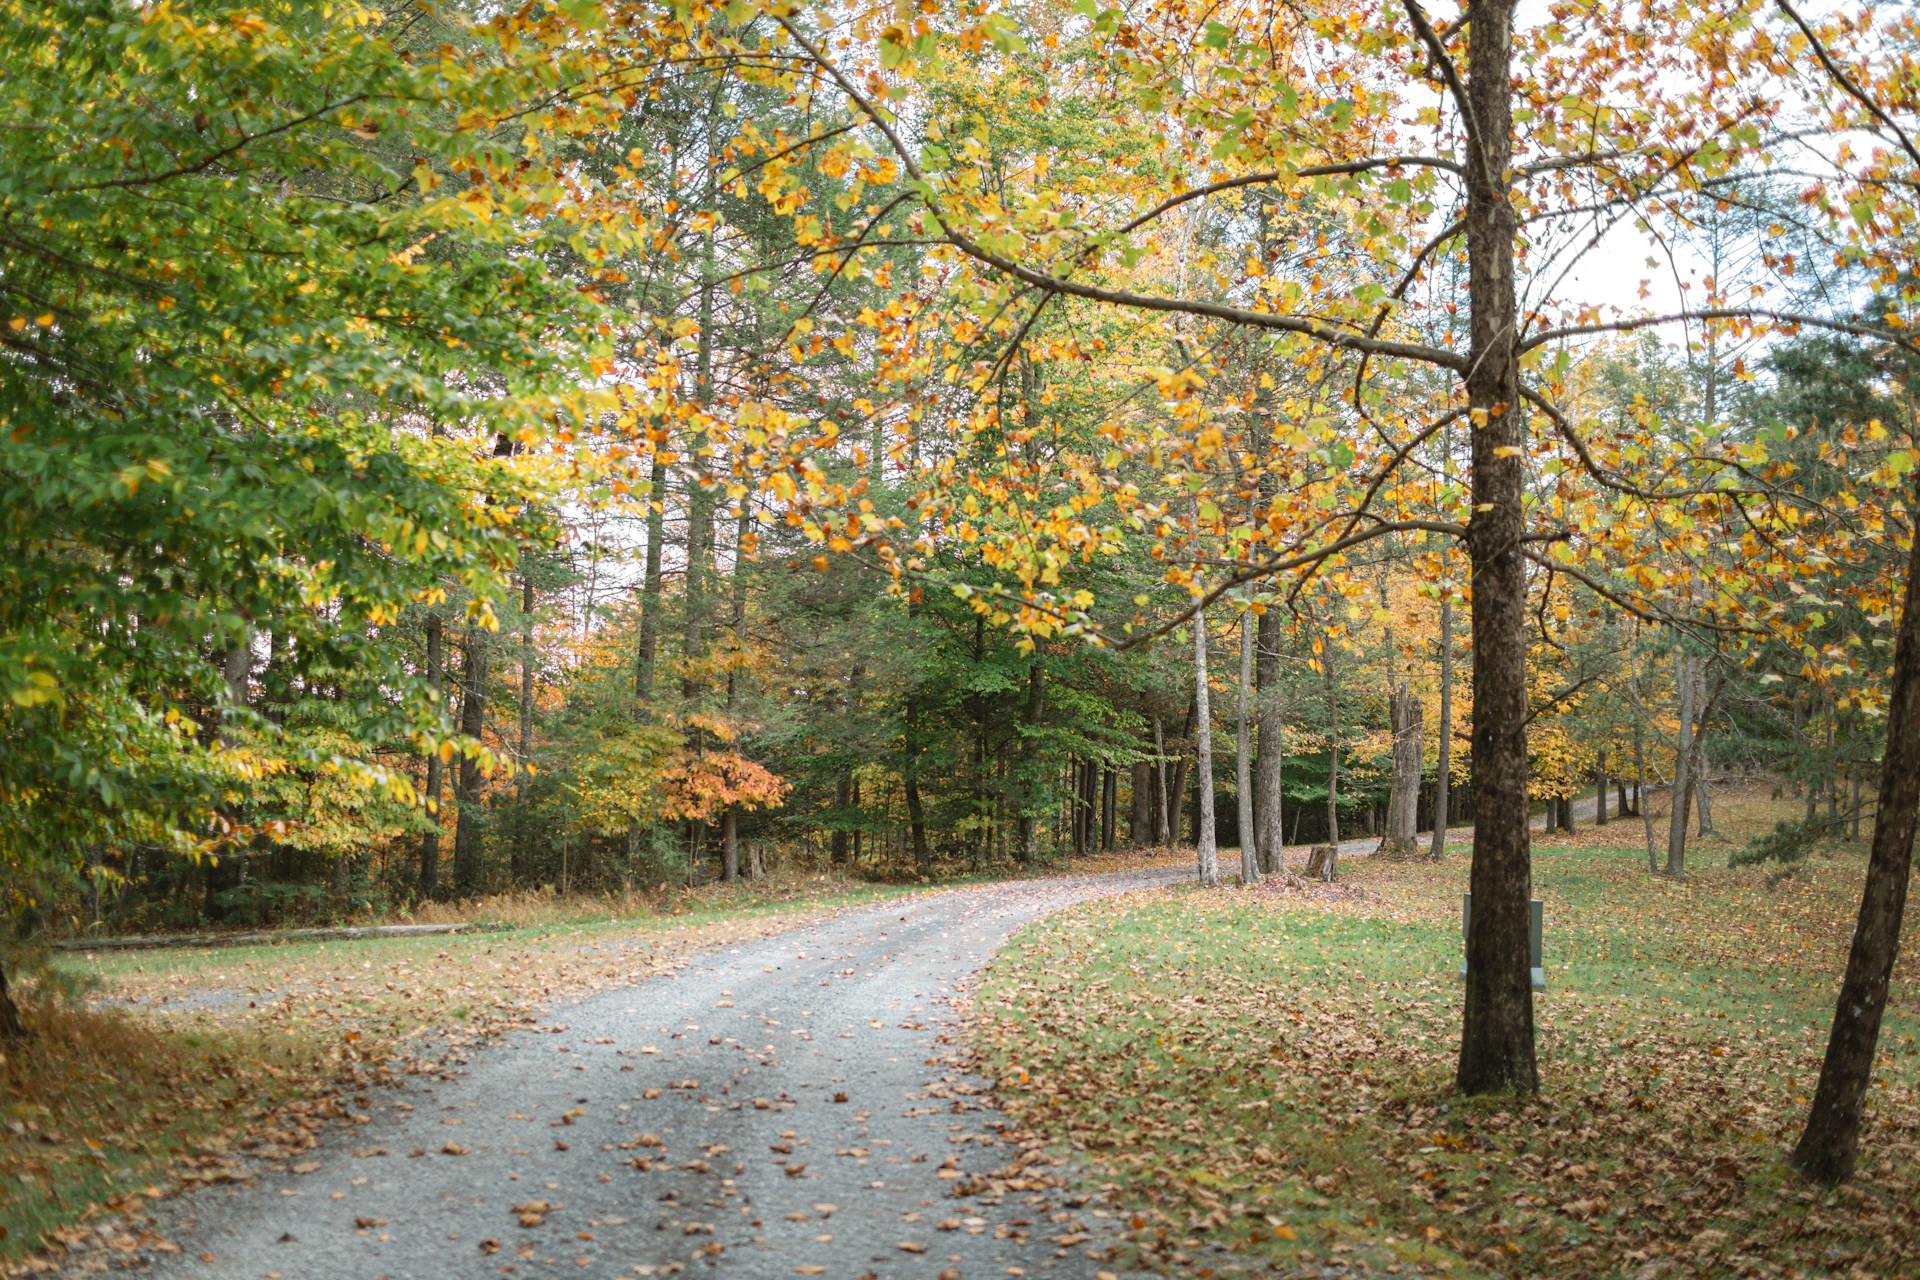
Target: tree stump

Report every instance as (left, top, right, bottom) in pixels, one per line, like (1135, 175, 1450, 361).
(1305, 843, 1339, 881)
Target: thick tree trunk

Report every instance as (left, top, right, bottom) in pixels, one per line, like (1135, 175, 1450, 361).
(1194, 606, 1218, 886)
(1254, 608, 1285, 873)
(831, 772, 851, 865)
(1236, 604, 1259, 883)
(1667, 651, 1694, 876)
(1381, 682, 1423, 857)
(452, 623, 489, 898)
(1429, 593, 1453, 860)
(720, 805, 739, 882)
(1792, 515, 1920, 1184)
(636, 453, 669, 701)
(1456, 0, 1537, 1096)
(421, 612, 445, 897)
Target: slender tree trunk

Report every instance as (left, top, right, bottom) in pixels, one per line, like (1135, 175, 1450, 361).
(722, 504, 751, 881)
(1456, 0, 1538, 1096)
(1104, 765, 1117, 850)
(1169, 701, 1194, 847)
(1152, 713, 1172, 846)
(1430, 592, 1453, 860)
(1693, 663, 1718, 836)
(1015, 658, 1044, 862)
(1254, 608, 1285, 873)
(1236, 603, 1259, 883)
(452, 623, 489, 898)
(898, 690, 929, 882)
(1668, 651, 1694, 876)
(1194, 605, 1218, 886)
(421, 613, 445, 897)
(515, 574, 535, 883)
(1324, 657, 1340, 847)
(1792, 511, 1920, 1184)
(637, 453, 669, 702)
(1596, 749, 1608, 826)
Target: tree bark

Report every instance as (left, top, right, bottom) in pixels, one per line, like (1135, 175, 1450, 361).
(1016, 657, 1044, 862)
(1236, 602, 1259, 883)
(1130, 760, 1153, 844)
(1381, 681, 1423, 856)
(1193, 604, 1218, 886)
(1456, 0, 1538, 1096)
(1596, 748, 1608, 826)
(1429, 592, 1453, 860)
(1255, 607, 1285, 873)
(1792, 509, 1920, 1184)
(831, 771, 851, 866)
(0, 961, 25, 1040)
(898, 690, 929, 882)
(515, 574, 535, 883)
(1667, 651, 1694, 876)
(452, 623, 489, 899)
(1152, 713, 1172, 846)
(1324, 653, 1340, 847)
(421, 612, 444, 897)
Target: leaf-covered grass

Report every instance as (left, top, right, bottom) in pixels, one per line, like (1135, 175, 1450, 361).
(970, 809, 1920, 1278)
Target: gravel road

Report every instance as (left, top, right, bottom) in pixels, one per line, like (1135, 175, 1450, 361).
(134, 867, 1187, 1280)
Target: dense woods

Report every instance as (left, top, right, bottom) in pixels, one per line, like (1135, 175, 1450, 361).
(4, 0, 1920, 1227)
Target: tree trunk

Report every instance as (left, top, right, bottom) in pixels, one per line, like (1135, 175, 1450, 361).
(1254, 607, 1285, 873)
(0, 961, 24, 1039)
(1130, 760, 1152, 844)
(720, 805, 739, 883)
(421, 612, 445, 897)
(1236, 603, 1259, 883)
(1381, 682, 1423, 857)
(452, 623, 489, 898)
(898, 694, 929, 875)
(1429, 592, 1453, 860)
(1693, 662, 1718, 836)
(1324, 656, 1340, 847)
(1194, 604, 1218, 886)
(1456, 0, 1537, 1096)
(1667, 651, 1694, 876)
(1016, 658, 1044, 863)
(1792, 509, 1920, 1184)
(1169, 715, 1193, 848)
(722, 502, 751, 881)
(1102, 765, 1116, 851)
(637, 452, 669, 701)
(1152, 713, 1172, 846)
(831, 772, 851, 865)
(515, 574, 535, 883)
(1596, 749, 1608, 826)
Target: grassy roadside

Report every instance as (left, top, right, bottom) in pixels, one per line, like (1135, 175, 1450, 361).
(969, 794, 1920, 1279)
(0, 869, 957, 1269)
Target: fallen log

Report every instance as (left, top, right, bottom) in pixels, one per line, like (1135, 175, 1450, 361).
(50, 922, 482, 953)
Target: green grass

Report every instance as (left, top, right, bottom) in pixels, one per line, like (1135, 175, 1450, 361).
(973, 821, 1920, 1279)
